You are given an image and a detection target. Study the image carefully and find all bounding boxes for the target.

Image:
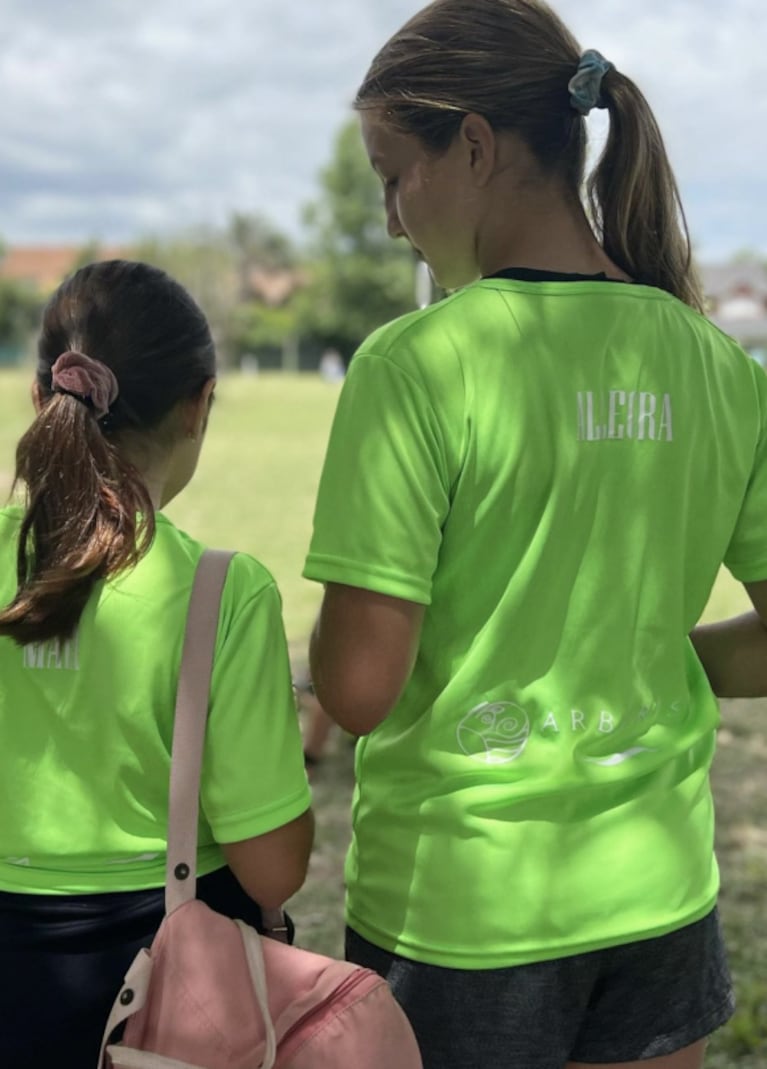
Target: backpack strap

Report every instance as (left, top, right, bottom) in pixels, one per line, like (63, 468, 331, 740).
(165, 549, 234, 915)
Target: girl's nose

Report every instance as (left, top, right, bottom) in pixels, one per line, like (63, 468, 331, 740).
(386, 204, 404, 240)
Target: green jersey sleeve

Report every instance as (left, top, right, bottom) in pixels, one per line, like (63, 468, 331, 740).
(724, 360, 767, 582)
(201, 575, 311, 843)
(304, 352, 452, 605)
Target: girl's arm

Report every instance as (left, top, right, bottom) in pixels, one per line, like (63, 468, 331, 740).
(309, 583, 424, 736)
(690, 579, 767, 697)
(221, 809, 314, 909)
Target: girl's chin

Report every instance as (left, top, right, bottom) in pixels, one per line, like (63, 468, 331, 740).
(430, 264, 480, 292)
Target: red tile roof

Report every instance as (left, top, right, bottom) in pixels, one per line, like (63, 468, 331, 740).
(0, 245, 124, 293)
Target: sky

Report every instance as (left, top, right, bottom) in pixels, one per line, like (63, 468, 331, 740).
(2, 0, 765, 261)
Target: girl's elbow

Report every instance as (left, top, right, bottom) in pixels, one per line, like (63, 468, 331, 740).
(258, 866, 309, 910)
(320, 692, 393, 736)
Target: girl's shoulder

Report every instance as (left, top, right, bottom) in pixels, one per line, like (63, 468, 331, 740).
(357, 285, 481, 362)
(0, 507, 24, 603)
(153, 514, 278, 605)
(0, 504, 23, 530)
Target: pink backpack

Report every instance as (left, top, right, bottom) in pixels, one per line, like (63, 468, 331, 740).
(98, 550, 422, 1069)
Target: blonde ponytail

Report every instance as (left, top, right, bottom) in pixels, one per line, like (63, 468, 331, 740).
(590, 71, 704, 311)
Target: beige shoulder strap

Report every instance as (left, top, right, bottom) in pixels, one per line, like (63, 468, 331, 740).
(165, 549, 234, 914)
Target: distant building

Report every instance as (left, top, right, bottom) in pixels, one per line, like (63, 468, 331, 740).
(0, 245, 124, 294)
(699, 260, 767, 365)
(245, 266, 305, 307)
(0, 244, 304, 305)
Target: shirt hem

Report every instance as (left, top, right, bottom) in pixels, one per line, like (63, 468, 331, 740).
(207, 784, 312, 843)
(725, 558, 767, 583)
(303, 555, 432, 606)
(0, 847, 225, 896)
(0, 785, 311, 895)
(345, 893, 720, 970)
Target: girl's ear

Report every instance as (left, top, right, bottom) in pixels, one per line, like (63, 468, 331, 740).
(186, 377, 217, 439)
(459, 113, 497, 187)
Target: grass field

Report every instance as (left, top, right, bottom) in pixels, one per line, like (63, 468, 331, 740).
(1, 369, 764, 1065)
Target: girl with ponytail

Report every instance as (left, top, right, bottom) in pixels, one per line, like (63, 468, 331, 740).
(0, 261, 312, 1068)
(304, 2, 767, 1066)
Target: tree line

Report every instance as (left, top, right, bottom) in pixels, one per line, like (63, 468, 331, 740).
(0, 120, 417, 369)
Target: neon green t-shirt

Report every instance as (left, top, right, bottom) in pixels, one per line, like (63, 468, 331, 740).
(0, 510, 311, 894)
(304, 275, 767, 969)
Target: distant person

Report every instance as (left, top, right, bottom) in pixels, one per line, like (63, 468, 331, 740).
(0, 260, 313, 1069)
(303, 2, 767, 1068)
(319, 348, 346, 383)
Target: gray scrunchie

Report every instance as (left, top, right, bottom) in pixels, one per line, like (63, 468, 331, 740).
(568, 49, 614, 116)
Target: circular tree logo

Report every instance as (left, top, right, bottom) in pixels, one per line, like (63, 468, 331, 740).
(456, 702, 530, 765)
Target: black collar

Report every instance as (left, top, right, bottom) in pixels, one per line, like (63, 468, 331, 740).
(486, 267, 633, 284)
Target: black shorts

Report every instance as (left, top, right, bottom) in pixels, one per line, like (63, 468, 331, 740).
(346, 909, 734, 1068)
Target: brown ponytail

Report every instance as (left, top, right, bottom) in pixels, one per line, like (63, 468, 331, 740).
(589, 71, 704, 311)
(0, 394, 154, 644)
(0, 259, 216, 646)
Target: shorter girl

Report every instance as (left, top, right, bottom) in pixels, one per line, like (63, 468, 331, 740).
(0, 260, 313, 1069)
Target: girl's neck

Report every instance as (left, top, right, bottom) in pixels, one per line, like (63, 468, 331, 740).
(476, 179, 631, 283)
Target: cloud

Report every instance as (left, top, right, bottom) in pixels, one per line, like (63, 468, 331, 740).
(560, 0, 767, 254)
(1, 0, 764, 258)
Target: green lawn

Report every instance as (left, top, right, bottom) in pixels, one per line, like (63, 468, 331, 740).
(1, 368, 764, 1064)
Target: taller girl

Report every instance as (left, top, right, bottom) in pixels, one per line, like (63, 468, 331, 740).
(304, 2, 767, 1068)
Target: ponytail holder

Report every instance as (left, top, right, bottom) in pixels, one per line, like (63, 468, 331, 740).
(50, 350, 119, 421)
(568, 49, 614, 116)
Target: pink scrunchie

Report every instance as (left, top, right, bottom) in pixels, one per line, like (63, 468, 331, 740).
(50, 350, 119, 421)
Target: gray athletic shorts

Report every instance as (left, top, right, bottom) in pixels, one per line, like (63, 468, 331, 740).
(346, 909, 734, 1068)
